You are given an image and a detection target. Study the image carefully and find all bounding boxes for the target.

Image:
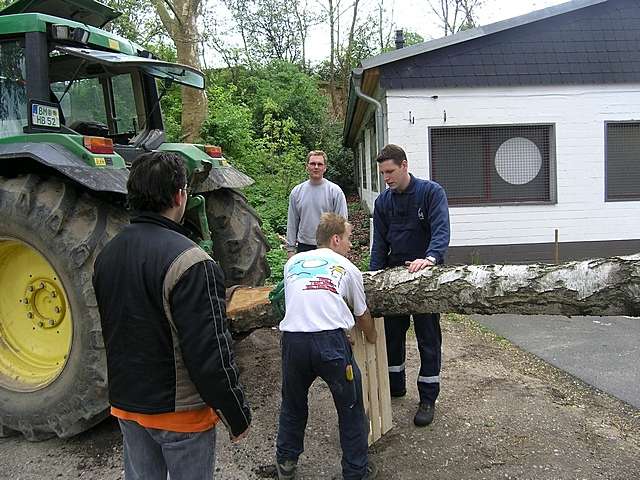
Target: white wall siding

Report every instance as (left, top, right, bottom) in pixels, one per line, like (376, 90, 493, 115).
(385, 84, 640, 247)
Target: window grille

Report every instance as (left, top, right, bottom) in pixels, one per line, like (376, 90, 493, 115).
(606, 122, 640, 201)
(430, 124, 554, 206)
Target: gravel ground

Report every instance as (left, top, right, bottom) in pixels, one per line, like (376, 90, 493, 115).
(1, 315, 639, 479)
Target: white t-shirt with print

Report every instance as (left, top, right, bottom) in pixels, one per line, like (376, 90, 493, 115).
(279, 248, 368, 332)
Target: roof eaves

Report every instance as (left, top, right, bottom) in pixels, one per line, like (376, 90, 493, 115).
(343, 68, 363, 146)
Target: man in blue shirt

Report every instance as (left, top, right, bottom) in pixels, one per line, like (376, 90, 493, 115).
(369, 144, 450, 427)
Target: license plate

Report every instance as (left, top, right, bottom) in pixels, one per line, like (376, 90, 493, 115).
(31, 103, 60, 128)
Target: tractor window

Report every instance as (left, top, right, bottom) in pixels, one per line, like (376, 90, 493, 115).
(0, 40, 27, 139)
(51, 77, 108, 130)
(51, 73, 139, 141)
(112, 74, 137, 134)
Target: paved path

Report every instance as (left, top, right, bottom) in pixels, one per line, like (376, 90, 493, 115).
(473, 314, 640, 408)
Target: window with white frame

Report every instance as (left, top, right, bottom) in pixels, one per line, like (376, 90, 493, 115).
(360, 136, 367, 189)
(429, 124, 555, 206)
(369, 126, 378, 192)
(354, 143, 360, 190)
(606, 122, 640, 201)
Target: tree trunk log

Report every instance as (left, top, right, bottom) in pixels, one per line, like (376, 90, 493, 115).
(151, 0, 207, 143)
(227, 286, 280, 334)
(226, 254, 640, 333)
(364, 254, 640, 317)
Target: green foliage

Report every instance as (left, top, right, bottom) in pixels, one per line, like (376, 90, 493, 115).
(357, 252, 371, 272)
(159, 83, 182, 143)
(243, 98, 307, 236)
(244, 61, 329, 149)
(201, 83, 255, 160)
(103, 0, 164, 48)
(174, 60, 353, 282)
(381, 30, 425, 53)
(404, 31, 426, 46)
(262, 222, 289, 284)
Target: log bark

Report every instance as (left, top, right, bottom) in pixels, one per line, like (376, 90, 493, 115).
(364, 254, 640, 318)
(226, 254, 640, 333)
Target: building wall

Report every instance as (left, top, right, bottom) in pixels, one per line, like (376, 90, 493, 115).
(355, 95, 387, 213)
(378, 83, 640, 261)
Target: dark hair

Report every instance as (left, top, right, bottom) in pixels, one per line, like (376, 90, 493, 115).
(376, 144, 407, 166)
(127, 152, 187, 213)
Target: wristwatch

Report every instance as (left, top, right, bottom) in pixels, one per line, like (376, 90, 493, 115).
(426, 256, 437, 264)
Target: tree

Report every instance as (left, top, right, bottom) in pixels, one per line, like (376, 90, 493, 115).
(428, 0, 484, 36)
(150, 0, 207, 142)
(103, 0, 165, 46)
(226, 255, 640, 333)
(220, 0, 320, 66)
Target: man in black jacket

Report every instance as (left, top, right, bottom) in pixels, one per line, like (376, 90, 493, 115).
(93, 152, 250, 480)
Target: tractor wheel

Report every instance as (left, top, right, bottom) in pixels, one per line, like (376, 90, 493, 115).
(0, 175, 128, 440)
(205, 188, 270, 287)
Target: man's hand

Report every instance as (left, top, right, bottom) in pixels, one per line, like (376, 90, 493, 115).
(364, 328, 377, 345)
(231, 426, 250, 443)
(355, 309, 376, 345)
(405, 258, 435, 273)
(287, 250, 295, 259)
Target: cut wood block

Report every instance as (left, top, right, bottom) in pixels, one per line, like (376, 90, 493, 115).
(226, 286, 279, 334)
(226, 286, 272, 316)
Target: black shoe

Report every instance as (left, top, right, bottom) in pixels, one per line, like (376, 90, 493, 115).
(275, 458, 297, 480)
(390, 389, 406, 398)
(413, 402, 435, 427)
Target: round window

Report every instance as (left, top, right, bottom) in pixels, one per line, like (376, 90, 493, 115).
(494, 137, 542, 185)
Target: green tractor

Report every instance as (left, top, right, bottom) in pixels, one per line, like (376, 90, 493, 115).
(0, 0, 269, 440)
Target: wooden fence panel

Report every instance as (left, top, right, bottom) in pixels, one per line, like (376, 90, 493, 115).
(351, 318, 393, 445)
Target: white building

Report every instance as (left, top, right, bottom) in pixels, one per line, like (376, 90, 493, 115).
(344, 0, 640, 264)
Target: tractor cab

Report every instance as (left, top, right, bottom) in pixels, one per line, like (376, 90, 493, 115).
(0, 0, 204, 164)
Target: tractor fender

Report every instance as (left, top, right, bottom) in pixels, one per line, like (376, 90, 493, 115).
(195, 164, 254, 193)
(0, 143, 128, 194)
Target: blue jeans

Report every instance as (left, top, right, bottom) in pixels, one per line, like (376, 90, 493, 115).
(276, 329, 369, 480)
(118, 419, 216, 480)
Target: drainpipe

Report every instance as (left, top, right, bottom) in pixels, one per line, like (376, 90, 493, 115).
(352, 68, 386, 248)
(352, 68, 386, 154)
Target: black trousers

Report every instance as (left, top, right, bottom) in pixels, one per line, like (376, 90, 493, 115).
(276, 330, 369, 479)
(384, 313, 442, 404)
(296, 243, 316, 253)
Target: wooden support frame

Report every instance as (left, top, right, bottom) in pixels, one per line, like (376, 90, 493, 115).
(351, 317, 393, 445)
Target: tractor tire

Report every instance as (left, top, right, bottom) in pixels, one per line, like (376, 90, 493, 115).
(205, 188, 270, 287)
(0, 174, 128, 440)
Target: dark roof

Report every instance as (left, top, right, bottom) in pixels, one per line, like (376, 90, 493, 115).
(379, 0, 640, 89)
(345, 0, 640, 145)
(360, 0, 605, 70)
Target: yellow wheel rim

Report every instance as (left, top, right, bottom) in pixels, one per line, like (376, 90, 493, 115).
(0, 238, 72, 392)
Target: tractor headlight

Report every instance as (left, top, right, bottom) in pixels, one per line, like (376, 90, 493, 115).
(51, 25, 89, 45)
